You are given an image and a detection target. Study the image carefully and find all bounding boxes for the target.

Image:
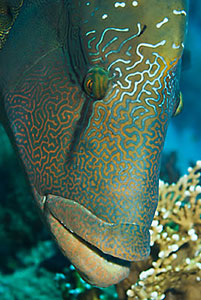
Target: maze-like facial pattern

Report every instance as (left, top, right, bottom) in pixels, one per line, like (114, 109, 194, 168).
(0, 0, 188, 286)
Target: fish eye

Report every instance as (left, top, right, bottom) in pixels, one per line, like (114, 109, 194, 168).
(173, 91, 183, 116)
(83, 67, 110, 100)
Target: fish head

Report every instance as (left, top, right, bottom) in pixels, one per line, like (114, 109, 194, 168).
(0, 0, 188, 287)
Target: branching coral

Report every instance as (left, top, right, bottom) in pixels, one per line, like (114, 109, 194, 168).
(125, 161, 201, 300)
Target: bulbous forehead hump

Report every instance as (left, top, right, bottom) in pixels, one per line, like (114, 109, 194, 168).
(79, 0, 188, 62)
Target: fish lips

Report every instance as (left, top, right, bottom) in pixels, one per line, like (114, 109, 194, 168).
(44, 193, 151, 262)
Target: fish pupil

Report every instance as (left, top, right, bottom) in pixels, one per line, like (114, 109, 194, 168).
(86, 78, 93, 92)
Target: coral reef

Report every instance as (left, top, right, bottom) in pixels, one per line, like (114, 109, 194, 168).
(117, 161, 201, 300)
(54, 265, 118, 300)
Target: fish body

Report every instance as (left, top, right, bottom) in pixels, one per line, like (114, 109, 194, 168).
(0, 0, 188, 287)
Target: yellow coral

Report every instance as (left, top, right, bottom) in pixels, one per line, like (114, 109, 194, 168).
(126, 161, 201, 300)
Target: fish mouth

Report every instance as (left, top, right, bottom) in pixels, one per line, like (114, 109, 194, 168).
(33, 189, 150, 286)
(45, 193, 151, 261)
(45, 202, 130, 287)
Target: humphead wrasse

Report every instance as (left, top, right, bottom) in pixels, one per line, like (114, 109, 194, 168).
(0, 0, 188, 287)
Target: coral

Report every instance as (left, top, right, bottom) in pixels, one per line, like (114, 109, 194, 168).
(55, 266, 119, 300)
(117, 161, 201, 300)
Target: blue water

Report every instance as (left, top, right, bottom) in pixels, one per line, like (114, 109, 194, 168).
(164, 0, 201, 174)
